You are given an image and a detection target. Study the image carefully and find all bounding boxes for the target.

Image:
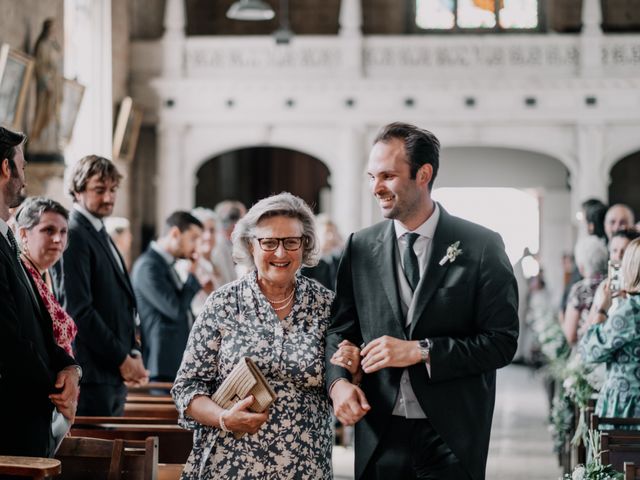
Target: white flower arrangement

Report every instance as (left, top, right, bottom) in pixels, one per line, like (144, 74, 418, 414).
(439, 241, 462, 266)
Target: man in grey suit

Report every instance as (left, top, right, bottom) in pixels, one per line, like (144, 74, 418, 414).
(326, 123, 519, 480)
(132, 211, 205, 382)
(56, 155, 148, 416)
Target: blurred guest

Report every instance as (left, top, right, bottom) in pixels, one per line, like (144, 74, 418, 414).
(588, 228, 640, 324)
(302, 213, 345, 291)
(132, 211, 205, 382)
(175, 207, 222, 315)
(104, 216, 133, 271)
(581, 198, 608, 242)
(213, 200, 246, 284)
(172, 192, 334, 479)
(580, 238, 640, 426)
(563, 236, 608, 346)
(15, 197, 77, 356)
(604, 204, 635, 241)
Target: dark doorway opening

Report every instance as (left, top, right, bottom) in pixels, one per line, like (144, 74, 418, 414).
(609, 151, 640, 219)
(195, 147, 330, 212)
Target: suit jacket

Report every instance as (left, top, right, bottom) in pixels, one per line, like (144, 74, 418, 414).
(54, 210, 137, 386)
(325, 206, 519, 480)
(132, 247, 201, 380)
(0, 235, 75, 457)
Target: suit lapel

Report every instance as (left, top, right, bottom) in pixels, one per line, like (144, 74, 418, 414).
(409, 207, 455, 336)
(372, 222, 406, 337)
(73, 210, 135, 299)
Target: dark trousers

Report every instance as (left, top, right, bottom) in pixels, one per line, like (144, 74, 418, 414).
(362, 416, 471, 480)
(77, 383, 127, 416)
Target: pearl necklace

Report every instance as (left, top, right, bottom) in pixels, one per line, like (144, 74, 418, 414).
(265, 287, 295, 305)
(270, 294, 294, 312)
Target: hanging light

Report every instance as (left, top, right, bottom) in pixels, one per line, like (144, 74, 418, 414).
(226, 0, 275, 21)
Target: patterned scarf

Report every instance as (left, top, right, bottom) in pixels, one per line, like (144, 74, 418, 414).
(22, 256, 77, 357)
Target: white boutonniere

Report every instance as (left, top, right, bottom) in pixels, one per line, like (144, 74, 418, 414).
(439, 241, 462, 266)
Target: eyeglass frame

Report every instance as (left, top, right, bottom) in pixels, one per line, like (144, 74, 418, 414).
(254, 236, 306, 252)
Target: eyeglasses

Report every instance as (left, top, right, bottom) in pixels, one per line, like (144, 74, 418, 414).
(255, 236, 304, 251)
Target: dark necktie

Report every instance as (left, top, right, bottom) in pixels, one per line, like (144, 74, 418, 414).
(6, 228, 21, 263)
(402, 232, 421, 292)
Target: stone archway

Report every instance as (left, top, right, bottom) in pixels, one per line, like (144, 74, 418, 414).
(195, 146, 331, 212)
(609, 151, 640, 219)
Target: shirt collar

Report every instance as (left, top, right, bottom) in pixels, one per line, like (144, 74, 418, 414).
(150, 240, 175, 265)
(394, 202, 440, 240)
(0, 218, 9, 241)
(73, 203, 104, 232)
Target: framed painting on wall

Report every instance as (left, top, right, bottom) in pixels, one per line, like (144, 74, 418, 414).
(0, 44, 35, 129)
(59, 78, 85, 145)
(112, 96, 143, 162)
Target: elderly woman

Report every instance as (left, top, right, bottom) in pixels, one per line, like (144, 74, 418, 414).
(15, 196, 77, 356)
(579, 238, 640, 425)
(172, 192, 339, 479)
(563, 235, 608, 346)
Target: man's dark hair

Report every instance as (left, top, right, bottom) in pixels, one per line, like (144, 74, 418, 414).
(68, 155, 123, 198)
(164, 211, 203, 235)
(612, 228, 640, 242)
(0, 127, 26, 175)
(373, 122, 440, 188)
(581, 198, 607, 240)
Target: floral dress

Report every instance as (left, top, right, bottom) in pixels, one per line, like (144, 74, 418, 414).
(579, 294, 640, 425)
(172, 271, 335, 480)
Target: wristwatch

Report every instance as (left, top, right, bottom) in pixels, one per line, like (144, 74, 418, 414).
(418, 338, 432, 363)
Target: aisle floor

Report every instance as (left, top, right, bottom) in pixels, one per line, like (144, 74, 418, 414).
(332, 364, 562, 479)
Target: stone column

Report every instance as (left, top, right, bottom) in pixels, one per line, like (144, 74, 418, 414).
(156, 120, 186, 229)
(572, 123, 608, 227)
(162, 0, 186, 78)
(338, 0, 363, 77)
(580, 0, 603, 77)
(332, 125, 365, 237)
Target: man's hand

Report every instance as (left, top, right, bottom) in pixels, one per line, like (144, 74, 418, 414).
(120, 354, 150, 386)
(330, 379, 370, 426)
(361, 336, 421, 374)
(49, 366, 81, 421)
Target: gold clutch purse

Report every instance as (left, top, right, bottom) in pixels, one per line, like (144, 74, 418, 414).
(211, 357, 277, 439)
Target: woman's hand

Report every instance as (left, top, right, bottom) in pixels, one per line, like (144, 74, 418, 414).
(220, 395, 269, 435)
(331, 340, 363, 384)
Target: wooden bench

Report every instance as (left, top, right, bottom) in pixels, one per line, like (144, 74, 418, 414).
(71, 417, 192, 464)
(599, 432, 640, 473)
(126, 396, 174, 405)
(55, 436, 158, 480)
(0, 456, 61, 479)
(625, 462, 640, 480)
(123, 403, 178, 421)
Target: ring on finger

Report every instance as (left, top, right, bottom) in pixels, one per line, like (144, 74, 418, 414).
(347, 360, 353, 366)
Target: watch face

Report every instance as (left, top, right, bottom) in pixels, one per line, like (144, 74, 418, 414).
(419, 339, 431, 349)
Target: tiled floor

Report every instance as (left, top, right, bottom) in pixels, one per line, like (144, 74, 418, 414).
(333, 364, 562, 479)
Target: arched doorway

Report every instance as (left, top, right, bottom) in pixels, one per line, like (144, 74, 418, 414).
(195, 147, 330, 212)
(609, 151, 640, 219)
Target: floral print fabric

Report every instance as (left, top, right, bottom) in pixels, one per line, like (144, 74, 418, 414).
(172, 271, 335, 480)
(579, 294, 640, 426)
(22, 258, 77, 357)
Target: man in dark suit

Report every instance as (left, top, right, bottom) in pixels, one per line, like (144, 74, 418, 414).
(55, 155, 148, 416)
(132, 211, 205, 382)
(0, 127, 80, 461)
(325, 123, 519, 480)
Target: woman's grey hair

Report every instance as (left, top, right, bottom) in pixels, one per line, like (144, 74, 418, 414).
(232, 192, 319, 269)
(191, 207, 218, 225)
(574, 235, 608, 278)
(15, 196, 69, 231)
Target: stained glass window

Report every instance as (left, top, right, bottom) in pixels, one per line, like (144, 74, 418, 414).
(415, 0, 539, 31)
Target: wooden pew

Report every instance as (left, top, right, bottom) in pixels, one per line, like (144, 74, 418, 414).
(70, 417, 192, 464)
(126, 395, 174, 405)
(599, 432, 640, 473)
(127, 383, 173, 395)
(123, 403, 178, 420)
(0, 456, 61, 479)
(591, 414, 640, 431)
(55, 436, 158, 480)
(625, 462, 640, 480)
